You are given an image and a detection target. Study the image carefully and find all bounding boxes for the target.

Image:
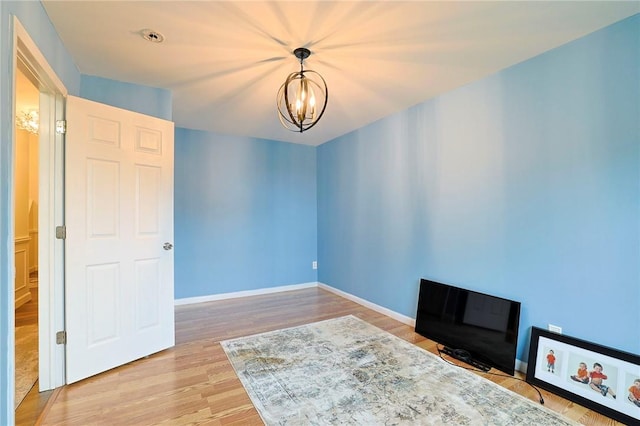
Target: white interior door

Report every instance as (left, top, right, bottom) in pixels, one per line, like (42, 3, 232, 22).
(65, 95, 174, 384)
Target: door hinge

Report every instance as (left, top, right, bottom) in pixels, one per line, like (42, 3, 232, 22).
(56, 331, 67, 345)
(56, 120, 67, 134)
(55, 225, 66, 239)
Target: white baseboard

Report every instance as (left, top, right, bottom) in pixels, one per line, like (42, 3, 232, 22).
(516, 360, 527, 374)
(15, 291, 32, 309)
(318, 283, 527, 373)
(318, 282, 416, 327)
(174, 282, 318, 306)
(174, 281, 526, 372)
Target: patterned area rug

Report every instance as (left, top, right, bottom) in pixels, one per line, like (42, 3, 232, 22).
(222, 316, 578, 425)
(15, 324, 38, 408)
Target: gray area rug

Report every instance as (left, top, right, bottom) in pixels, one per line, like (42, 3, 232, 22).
(222, 315, 578, 425)
(15, 324, 38, 408)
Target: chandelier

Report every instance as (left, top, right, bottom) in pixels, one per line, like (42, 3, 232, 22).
(277, 47, 328, 133)
(16, 110, 39, 134)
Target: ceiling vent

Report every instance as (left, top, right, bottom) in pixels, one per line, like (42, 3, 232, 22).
(141, 29, 165, 43)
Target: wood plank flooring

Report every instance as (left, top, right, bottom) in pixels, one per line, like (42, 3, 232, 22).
(38, 287, 623, 425)
(15, 381, 53, 426)
(15, 285, 50, 426)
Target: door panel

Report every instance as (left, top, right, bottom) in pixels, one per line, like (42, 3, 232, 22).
(87, 159, 119, 237)
(65, 95, 174, 384)
(86, 263, 119, 345)
(135, 165, 161, 235)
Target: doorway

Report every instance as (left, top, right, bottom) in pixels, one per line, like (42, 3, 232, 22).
(11, 17, 67, 424)
(14, 62, 41, 413)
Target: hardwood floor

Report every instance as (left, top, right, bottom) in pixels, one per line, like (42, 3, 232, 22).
(15, 381, 54, 426)
(38, 287, 623, 425)
(15, 285, 52, 426)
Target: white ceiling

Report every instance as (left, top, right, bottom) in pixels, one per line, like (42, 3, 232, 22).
(42, 1, 639, 146)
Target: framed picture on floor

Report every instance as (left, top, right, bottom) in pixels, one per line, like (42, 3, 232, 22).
(526, 326, 640, 425)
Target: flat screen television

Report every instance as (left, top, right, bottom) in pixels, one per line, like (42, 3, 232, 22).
(415, 278, 521, 375)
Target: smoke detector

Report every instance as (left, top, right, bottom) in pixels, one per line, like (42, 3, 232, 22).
(141, 29, 165, 43)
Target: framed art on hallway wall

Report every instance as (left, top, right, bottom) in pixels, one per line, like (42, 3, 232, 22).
(526, 327, 640, 425)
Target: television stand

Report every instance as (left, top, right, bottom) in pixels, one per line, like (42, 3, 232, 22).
(441, 347, 491, 372)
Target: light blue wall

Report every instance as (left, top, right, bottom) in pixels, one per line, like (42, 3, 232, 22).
(0, 2, 80, 423)
(317, 15, 640, 362)
(174, 128, 318, 298)
(80, 75, 172, 120)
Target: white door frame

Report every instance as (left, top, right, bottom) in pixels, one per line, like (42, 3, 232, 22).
(12, 17, 67, 393)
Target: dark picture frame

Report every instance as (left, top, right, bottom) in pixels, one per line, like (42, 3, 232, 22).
(526, 327, 640, 425)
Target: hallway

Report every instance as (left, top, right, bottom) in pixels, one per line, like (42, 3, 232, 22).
(15, 279, 52, 425)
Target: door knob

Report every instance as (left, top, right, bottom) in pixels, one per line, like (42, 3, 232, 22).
(163, 242, 173, 250)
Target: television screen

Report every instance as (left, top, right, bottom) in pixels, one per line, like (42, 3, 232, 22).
(415, 278, 521, 375)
